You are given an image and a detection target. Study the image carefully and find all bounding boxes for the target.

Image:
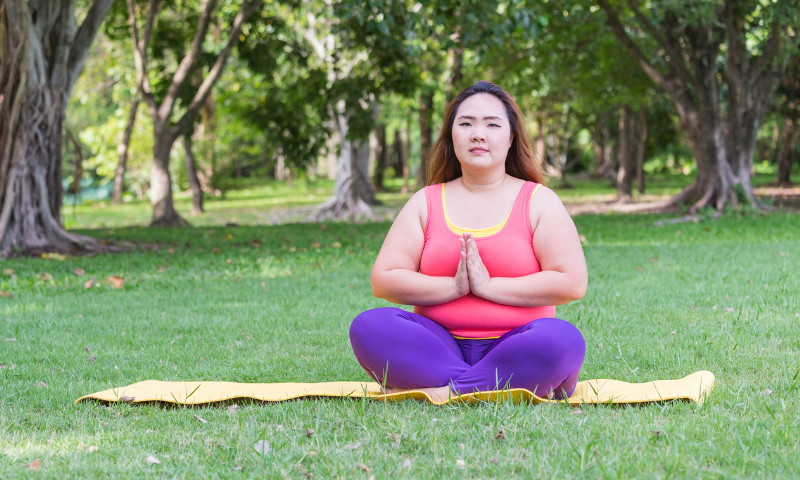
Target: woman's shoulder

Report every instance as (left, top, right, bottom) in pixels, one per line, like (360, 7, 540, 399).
(529, 184, 569, 230)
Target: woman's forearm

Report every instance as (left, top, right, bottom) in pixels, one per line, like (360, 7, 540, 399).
(372, 269, 464, 306)
(476, 271, 587, 307)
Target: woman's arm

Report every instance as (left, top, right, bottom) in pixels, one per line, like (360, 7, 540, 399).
(371, 189, 470, 305)
(468, 187, 588, 307)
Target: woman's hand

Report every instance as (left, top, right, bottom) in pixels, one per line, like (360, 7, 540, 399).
(464, 233, 491, 298)
(452, 237, 470, 298)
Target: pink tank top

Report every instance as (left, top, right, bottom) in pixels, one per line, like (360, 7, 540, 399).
(414, 182, 556, 338)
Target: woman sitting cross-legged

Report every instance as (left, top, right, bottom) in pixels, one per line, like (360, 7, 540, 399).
(349, 81, 588, 403)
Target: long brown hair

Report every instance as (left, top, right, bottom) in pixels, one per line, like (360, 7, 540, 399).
(427, 81, 546, 186)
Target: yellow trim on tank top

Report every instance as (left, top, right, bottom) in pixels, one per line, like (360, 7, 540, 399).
(442, 183, 541, 238)
(451, 335, 502, 340)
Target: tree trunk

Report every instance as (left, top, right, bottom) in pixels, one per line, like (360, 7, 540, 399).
(403, 116, 411, 193)
(183, 132, 203, 215)
(0, 0, 114, 256)
(636, 108, 648, 194)
(534, 114, 547, 171)
(776, 116, 798, 186)
(443, 47, 464, 109)
(316, 104, 378, 220)
(65, 128, 83, 194)
(418, 90, 433, 186)
(372, 122, 388, 191)
(616, 106, 635, 202)
(112, 99, 139, 203)
(149, 129, 187, 227)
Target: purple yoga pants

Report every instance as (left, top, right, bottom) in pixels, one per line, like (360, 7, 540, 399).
(349, 307, 586, 399)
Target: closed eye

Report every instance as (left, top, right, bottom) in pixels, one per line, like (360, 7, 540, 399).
(458, 122, 472, 127)
(488, 123, 501, 127)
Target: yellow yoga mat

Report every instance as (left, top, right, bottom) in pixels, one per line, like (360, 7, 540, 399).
(76, 370, 715, 406)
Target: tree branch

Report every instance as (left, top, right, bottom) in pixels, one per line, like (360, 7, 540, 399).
(126, 0, 158, 111)
(66, 0, 116, 93)
(170, 0, 263, 138)
(158, 0, 220, 121)
(626, 0, 699, 92)
(750, 20, 783, 88)
(596, 0, 670, 90)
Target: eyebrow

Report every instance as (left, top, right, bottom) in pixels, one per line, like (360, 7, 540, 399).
(456, 116, 504, 121)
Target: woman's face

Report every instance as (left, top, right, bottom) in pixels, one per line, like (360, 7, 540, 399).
(452, 93, 514, 173)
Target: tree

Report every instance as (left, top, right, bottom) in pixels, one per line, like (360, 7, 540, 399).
(112, 99, 140, 203)
(776, 55, 800, 186)
(596, 0, 797, 211)
(0, 0, 115, 256)
(125, 0, 262, 226)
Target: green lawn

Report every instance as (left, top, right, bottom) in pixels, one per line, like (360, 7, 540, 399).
(2, 178, 799, 477)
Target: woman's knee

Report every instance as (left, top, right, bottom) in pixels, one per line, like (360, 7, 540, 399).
(517, 318, 586, 360)
(349, 307, 407, 343)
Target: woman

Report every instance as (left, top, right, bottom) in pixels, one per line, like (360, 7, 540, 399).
(349, 81, 588, 403)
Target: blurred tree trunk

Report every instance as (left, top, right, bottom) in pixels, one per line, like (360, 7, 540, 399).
(372, 122, 388, 191)
(183, 132, 203, 215)
(127, 0, 261, 227)
(403, 115, 411, 193)
(776, 117, 797, 186)
(112, 99, 140, 203)
(534, 114, 547, 172)
(0, 0, 115, 256)
(195, 92, 216, 193)
(443, 47, 463, 109)
(316, 100, 378, 220)
(616, 106, 635, 203)
(66, 128, 83, 195)
(636, 108, 648, 194)
(418, 90, 433, 186)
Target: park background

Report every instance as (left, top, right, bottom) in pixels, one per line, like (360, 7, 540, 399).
(1, 0, 800, 477)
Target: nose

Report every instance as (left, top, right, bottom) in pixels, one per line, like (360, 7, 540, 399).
(471, 128, 486, 142)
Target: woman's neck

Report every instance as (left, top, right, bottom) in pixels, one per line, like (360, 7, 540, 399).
(459, 169, 508, 194)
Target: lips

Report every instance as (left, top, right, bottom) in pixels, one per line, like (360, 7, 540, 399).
(470, 148, 488, 153)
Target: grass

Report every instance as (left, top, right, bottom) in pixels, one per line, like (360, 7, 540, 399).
(1, 176, 799, 477)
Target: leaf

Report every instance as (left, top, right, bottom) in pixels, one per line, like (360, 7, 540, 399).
(635, 266, 643, 271)
(145, 455, 161, 465)
(73, 269, 85, 276)
(37, 272, 54, 281)
(121, 396, 136, 404)
(311, 242, 321, 248)
(29, 459, 41, 470)
(84, 279, 94, 289)
(495, 427, 506, 440)
(226, 259, 233, 264)
(234, 340, 243, 346)
(253, 440, 270, 455)
(330, 242, 342, 248)
(107, 276, 125, 289)
(456, 459, 466, 467)
(401, 458, 412, 468)
(305, 428, 314, 438)
(759, 389, 773, 396)
(42, 253, 67, 261)
(571, 408, 583, 415)
(234, 278, 242, 283)
(724, 307, 735, 313)
(227, 405, 239, 415)
(489, 457, 499, 464)
(37, 381, 47, 388)
(3, 268, 14, 274)
(578, 235, 587, 244)
(193, 414, 207, 424)
(0, 291, 12, 299)
(649, 257, 658, 262)
(357, 463, 372, 473)
(86, 355, 97, 363)
(88, 445, 99, 453)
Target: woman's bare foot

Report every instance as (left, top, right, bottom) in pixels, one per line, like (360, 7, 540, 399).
(383, 385, 455, 403)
